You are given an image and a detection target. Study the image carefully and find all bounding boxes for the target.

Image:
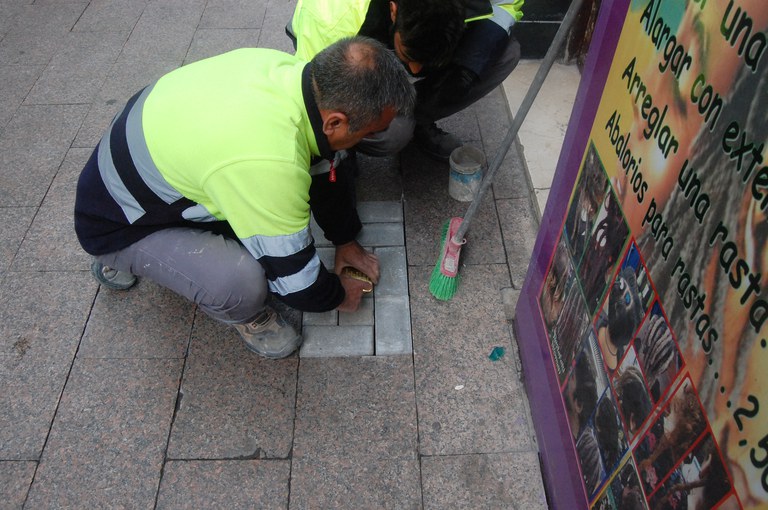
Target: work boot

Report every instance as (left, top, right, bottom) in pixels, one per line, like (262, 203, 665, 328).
(413, 122, 462, 162)
(233, 307, 302, 359)
(90, 259, 137, 290)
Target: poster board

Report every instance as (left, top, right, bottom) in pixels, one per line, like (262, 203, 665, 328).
(514, 0, 767, 508)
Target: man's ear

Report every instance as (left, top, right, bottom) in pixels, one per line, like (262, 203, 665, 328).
(322, 111, 348, 136)
(389, 1, 397, 22)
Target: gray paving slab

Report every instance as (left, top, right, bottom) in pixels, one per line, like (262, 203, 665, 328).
(300, 324, 374, 357)
(0, 207, 35, 273)
(167, 314, 297, 460)
(293, 356, 417, 459)
(24, 30, 128, 105)
(421, 452, 549, 510)
(0, 3, 86, 65)
(72, 0, 150, 33)
(408, 264, 536, 456)
(25, 358, 181, 509)
(157, 460, 290, 510)
(290, 454, 422, 509)
(78, 280, 195, 359)
(199, 0, 266, 29)
(0, 64, 43, 130)
(184, 28, 261, 65)
(375, 295, 413, 355)
(0, 461, 35, 509)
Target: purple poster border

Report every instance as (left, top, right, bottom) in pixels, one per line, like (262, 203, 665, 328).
(513, 0, 632, 508)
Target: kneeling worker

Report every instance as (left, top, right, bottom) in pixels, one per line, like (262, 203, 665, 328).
(74, 37, 415, 359)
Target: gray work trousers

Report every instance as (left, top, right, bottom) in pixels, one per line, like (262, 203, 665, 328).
(96, 228, 267, 325)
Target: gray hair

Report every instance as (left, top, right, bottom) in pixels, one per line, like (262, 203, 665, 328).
(311, 36, 415, 133)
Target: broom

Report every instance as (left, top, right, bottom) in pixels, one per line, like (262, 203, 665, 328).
(429, 0, 586, 300)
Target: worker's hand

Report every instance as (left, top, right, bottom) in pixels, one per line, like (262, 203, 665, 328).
(334, 241, 380, 284)
(336, 273, 373, 312)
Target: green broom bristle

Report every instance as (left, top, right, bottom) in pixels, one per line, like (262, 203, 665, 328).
(429, 219, 461, 301)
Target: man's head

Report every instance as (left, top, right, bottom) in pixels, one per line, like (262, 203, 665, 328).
(390, 0, 465, 74)
(312, 36, 415, 151)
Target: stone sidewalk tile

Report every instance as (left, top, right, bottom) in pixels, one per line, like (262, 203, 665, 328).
(24, 30, 129, 105)
(157, 460, 290, 510)
(167, 314, 297, 460)
(375, 295, 413, 355)
(300, 325, 374, 357)
(293, 356, 417, 459)
(0, 207, 35, 273)
(0, 3, 87, 65)
(0, 461, 35, 509)
(0, 272, 95, 459)
(78, 280, 195, 359)
(199, 0, 267, 29)
(421, 452, 549, 510)
(25, 358, 182, 509)
(185, 28, 262, 65)
(72, 0, 148, 33)
(290, 454, 422, 509)
(408, 264, 536, 456)
(0, 64, 43, 128)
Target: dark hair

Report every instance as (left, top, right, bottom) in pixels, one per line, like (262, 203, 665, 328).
(393, 0, 465, 68)
(616, 366, 651, 435)
(312, 36, 415, 132)
(595, 397, 621, 470)
(576, 427, 602, 495)
(573, 355, 598, 430)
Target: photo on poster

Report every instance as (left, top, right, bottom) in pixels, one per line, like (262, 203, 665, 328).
(595, 389, 630, 477)
(635, 301, 683, 404)
(634, 377, 708, 495)
(613, 355, 652, 443)
(565, 142, 610, 269)
(577, 424, 606, 500)
(619, 241, 653, 314)
(551, 280, 592, 384)
(595, 245, 646, 374)
(606, 457, 647, 510)
(563, 336, 608, 441)
(578, 187, 630, 316)
(647, 433, 732, 510)
(540, 235, 576, 337)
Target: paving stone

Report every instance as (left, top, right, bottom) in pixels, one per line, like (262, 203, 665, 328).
(374, 246, 408, 296)
(408, 264, 535, 456)
(199, 0, 266, 29)
(0, 461, 36, 508)
(303, 309, 338, 326)
(167, 314, 297, 460)
(358, 200, 403, 223)
(421, 452, 549, 510)
(375, 295, 413, 355)
(24, 30, 128, 105)
(356, 222, 403, 247)
(157, 460, 290, 509)
(0, 207, 35, 273)
(294, 356, 417, 458)
(72, 0, 150, 33)
(0, 104, 88, 207)
(10, 201, 90, 272)
(0, 64, 44, 129)
(184, 28, 261, 65)
(118, 0, 205, 64)
(290, 454, 422, 510)
(78, 279, 195, 359)
(337, 295, 374, 326)
(300, 325, 374, 357)
(0, 3, 86, 65)
(25, 358, 181, 508)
